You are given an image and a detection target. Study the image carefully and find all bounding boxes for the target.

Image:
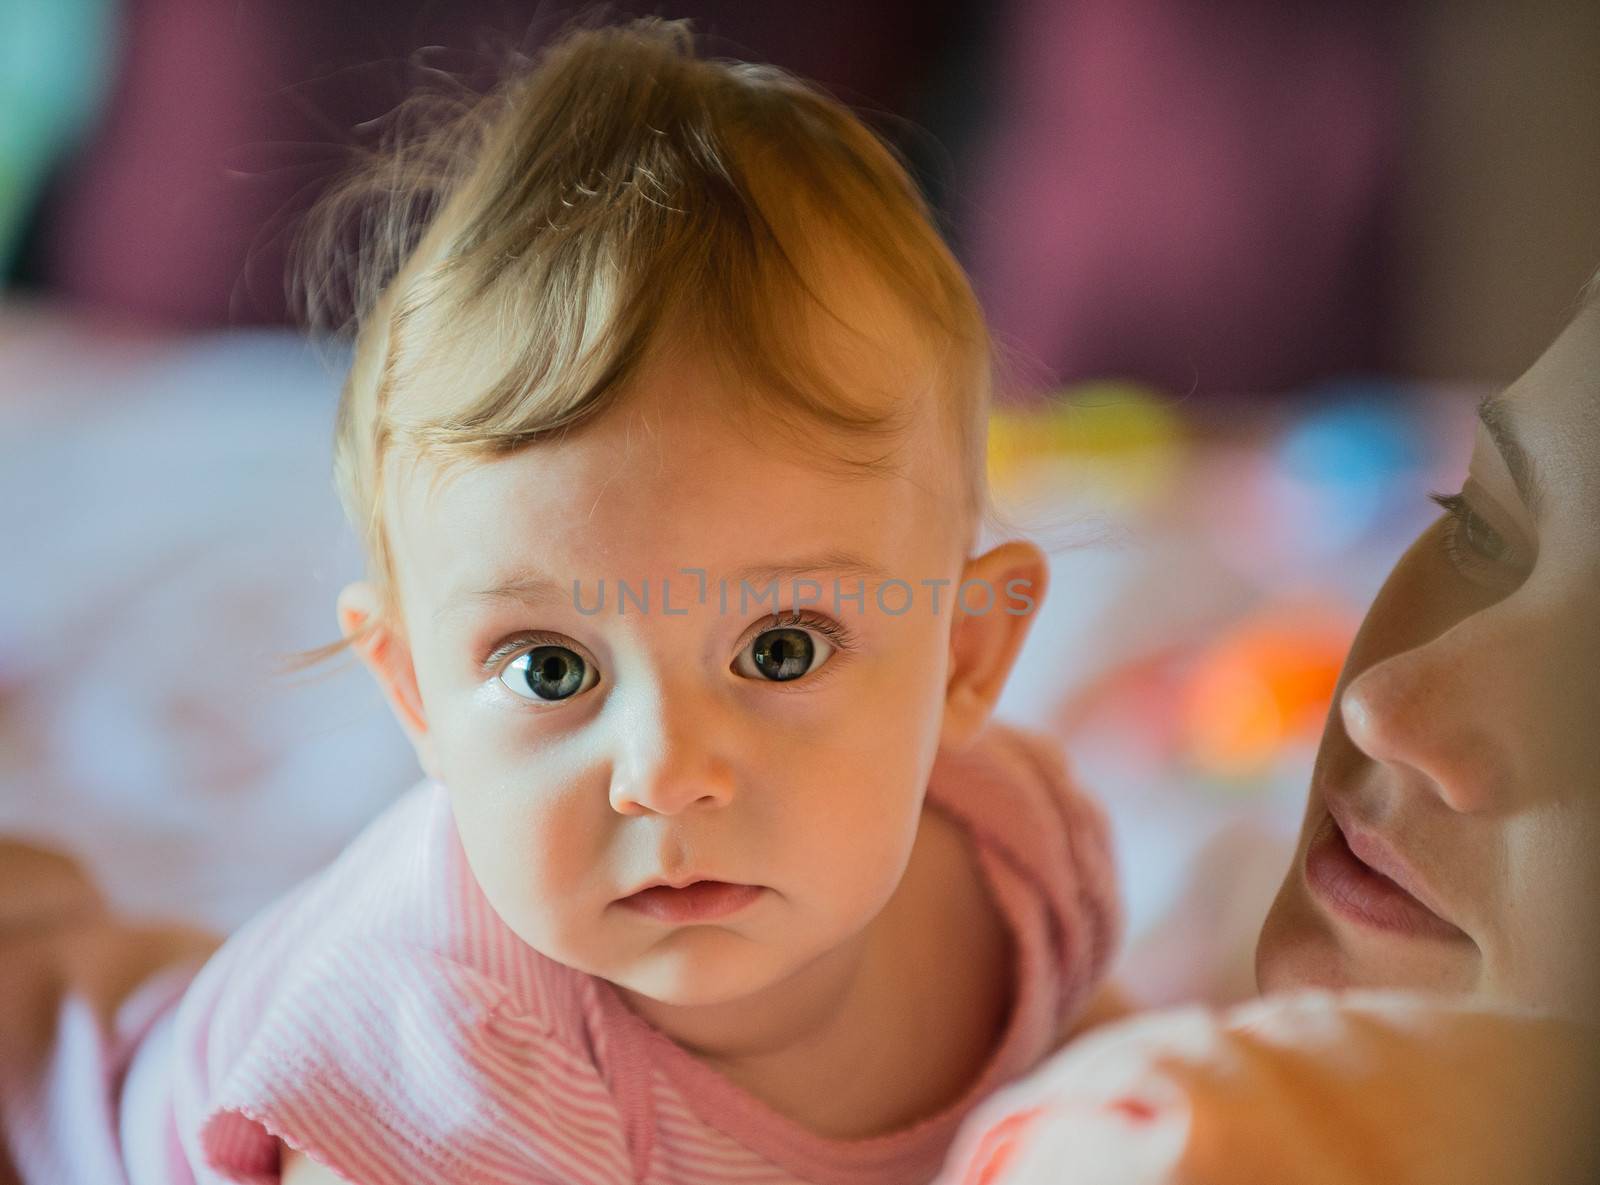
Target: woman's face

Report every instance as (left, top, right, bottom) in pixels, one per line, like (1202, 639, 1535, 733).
(1257, 301, 1600, 1018)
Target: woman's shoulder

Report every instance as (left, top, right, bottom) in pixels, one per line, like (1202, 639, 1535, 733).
(935, 989, 1600, 1185)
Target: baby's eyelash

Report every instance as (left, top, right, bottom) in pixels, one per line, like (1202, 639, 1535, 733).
(481, 631, 570, 672)
(760, 609, 858, 653)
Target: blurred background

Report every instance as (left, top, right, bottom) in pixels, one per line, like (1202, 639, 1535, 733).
(7, 0, 1600, 385)
(2, 0, 1597, 1007)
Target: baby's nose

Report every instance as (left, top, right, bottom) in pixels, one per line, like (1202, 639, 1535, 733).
(607, 693, 737, 816)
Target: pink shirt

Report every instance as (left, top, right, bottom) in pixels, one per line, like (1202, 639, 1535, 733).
(124, 720, 1120, 1185)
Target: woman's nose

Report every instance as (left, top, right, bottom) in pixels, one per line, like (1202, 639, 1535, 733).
(1338, 624, 1515, 815)
(607, 689, 737, 817)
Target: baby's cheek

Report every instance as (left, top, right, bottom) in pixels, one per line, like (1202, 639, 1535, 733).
(808, 767, 931, 921)
(450, 786, 591, 942)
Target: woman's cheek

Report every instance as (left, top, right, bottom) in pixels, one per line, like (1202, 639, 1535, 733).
(1495, 813, 1600, 1014)
(1335, 523, 1485, 694)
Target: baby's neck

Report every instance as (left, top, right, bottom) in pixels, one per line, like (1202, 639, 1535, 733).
(617, 804, 1015, 1139)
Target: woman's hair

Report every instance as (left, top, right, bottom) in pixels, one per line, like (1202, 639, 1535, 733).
(289, 13, 1010, 665)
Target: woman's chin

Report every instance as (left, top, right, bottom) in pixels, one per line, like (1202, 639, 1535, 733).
(1255, 876, 1353, 994)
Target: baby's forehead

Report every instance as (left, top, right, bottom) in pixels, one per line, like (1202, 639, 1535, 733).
(383, 388, 960, 613)
(378, 242, 970, 586)
(391, 387, 941, 529)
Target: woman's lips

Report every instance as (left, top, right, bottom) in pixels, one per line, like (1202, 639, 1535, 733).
(1304, 811, 1472, 943)
(618, 881, 763, 923)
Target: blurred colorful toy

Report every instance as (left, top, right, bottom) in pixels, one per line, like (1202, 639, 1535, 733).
(1274, 382, 1428, 552)
(1178, 602, 1356, 780)
(987, 380, 1186, 512)
(0, 0, 116, 279)
(1192, 383, 1431, 592)
(1057, 600, 1357, 787)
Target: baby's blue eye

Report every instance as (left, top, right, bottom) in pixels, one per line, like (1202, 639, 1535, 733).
(754, 629, 813, 681)
(499, 646, 596, 701)
(733, 624, 836, 683)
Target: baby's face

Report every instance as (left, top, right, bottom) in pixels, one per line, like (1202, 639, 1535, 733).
(378, 346, 985, 1009)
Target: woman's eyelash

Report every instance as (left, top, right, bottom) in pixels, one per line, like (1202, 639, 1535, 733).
(1427, 490, 1514, 570)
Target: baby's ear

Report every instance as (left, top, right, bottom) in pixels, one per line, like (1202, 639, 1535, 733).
(940, 540, 1050, 751)
(337, 581, 439, 778)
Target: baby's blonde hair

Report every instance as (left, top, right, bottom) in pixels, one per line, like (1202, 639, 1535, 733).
(292, 14, 1007, 663)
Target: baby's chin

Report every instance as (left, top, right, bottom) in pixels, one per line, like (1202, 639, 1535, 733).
(600, 928, 789, 1008)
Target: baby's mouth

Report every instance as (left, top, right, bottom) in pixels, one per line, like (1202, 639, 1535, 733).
(617, 881, 765, 923)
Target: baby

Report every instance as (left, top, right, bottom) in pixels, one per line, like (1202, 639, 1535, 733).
(107, 17, 1121, 1185)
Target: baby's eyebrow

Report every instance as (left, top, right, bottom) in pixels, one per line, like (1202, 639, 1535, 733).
(437, 550, 890, 623)
(730, 550, 890, 588)
(437, 572, 567, 623)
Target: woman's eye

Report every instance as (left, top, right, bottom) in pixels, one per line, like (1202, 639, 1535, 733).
(499, 645, 598, 702)
(732, 618, 839, 683)
(1428, 491, 1521, 573)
